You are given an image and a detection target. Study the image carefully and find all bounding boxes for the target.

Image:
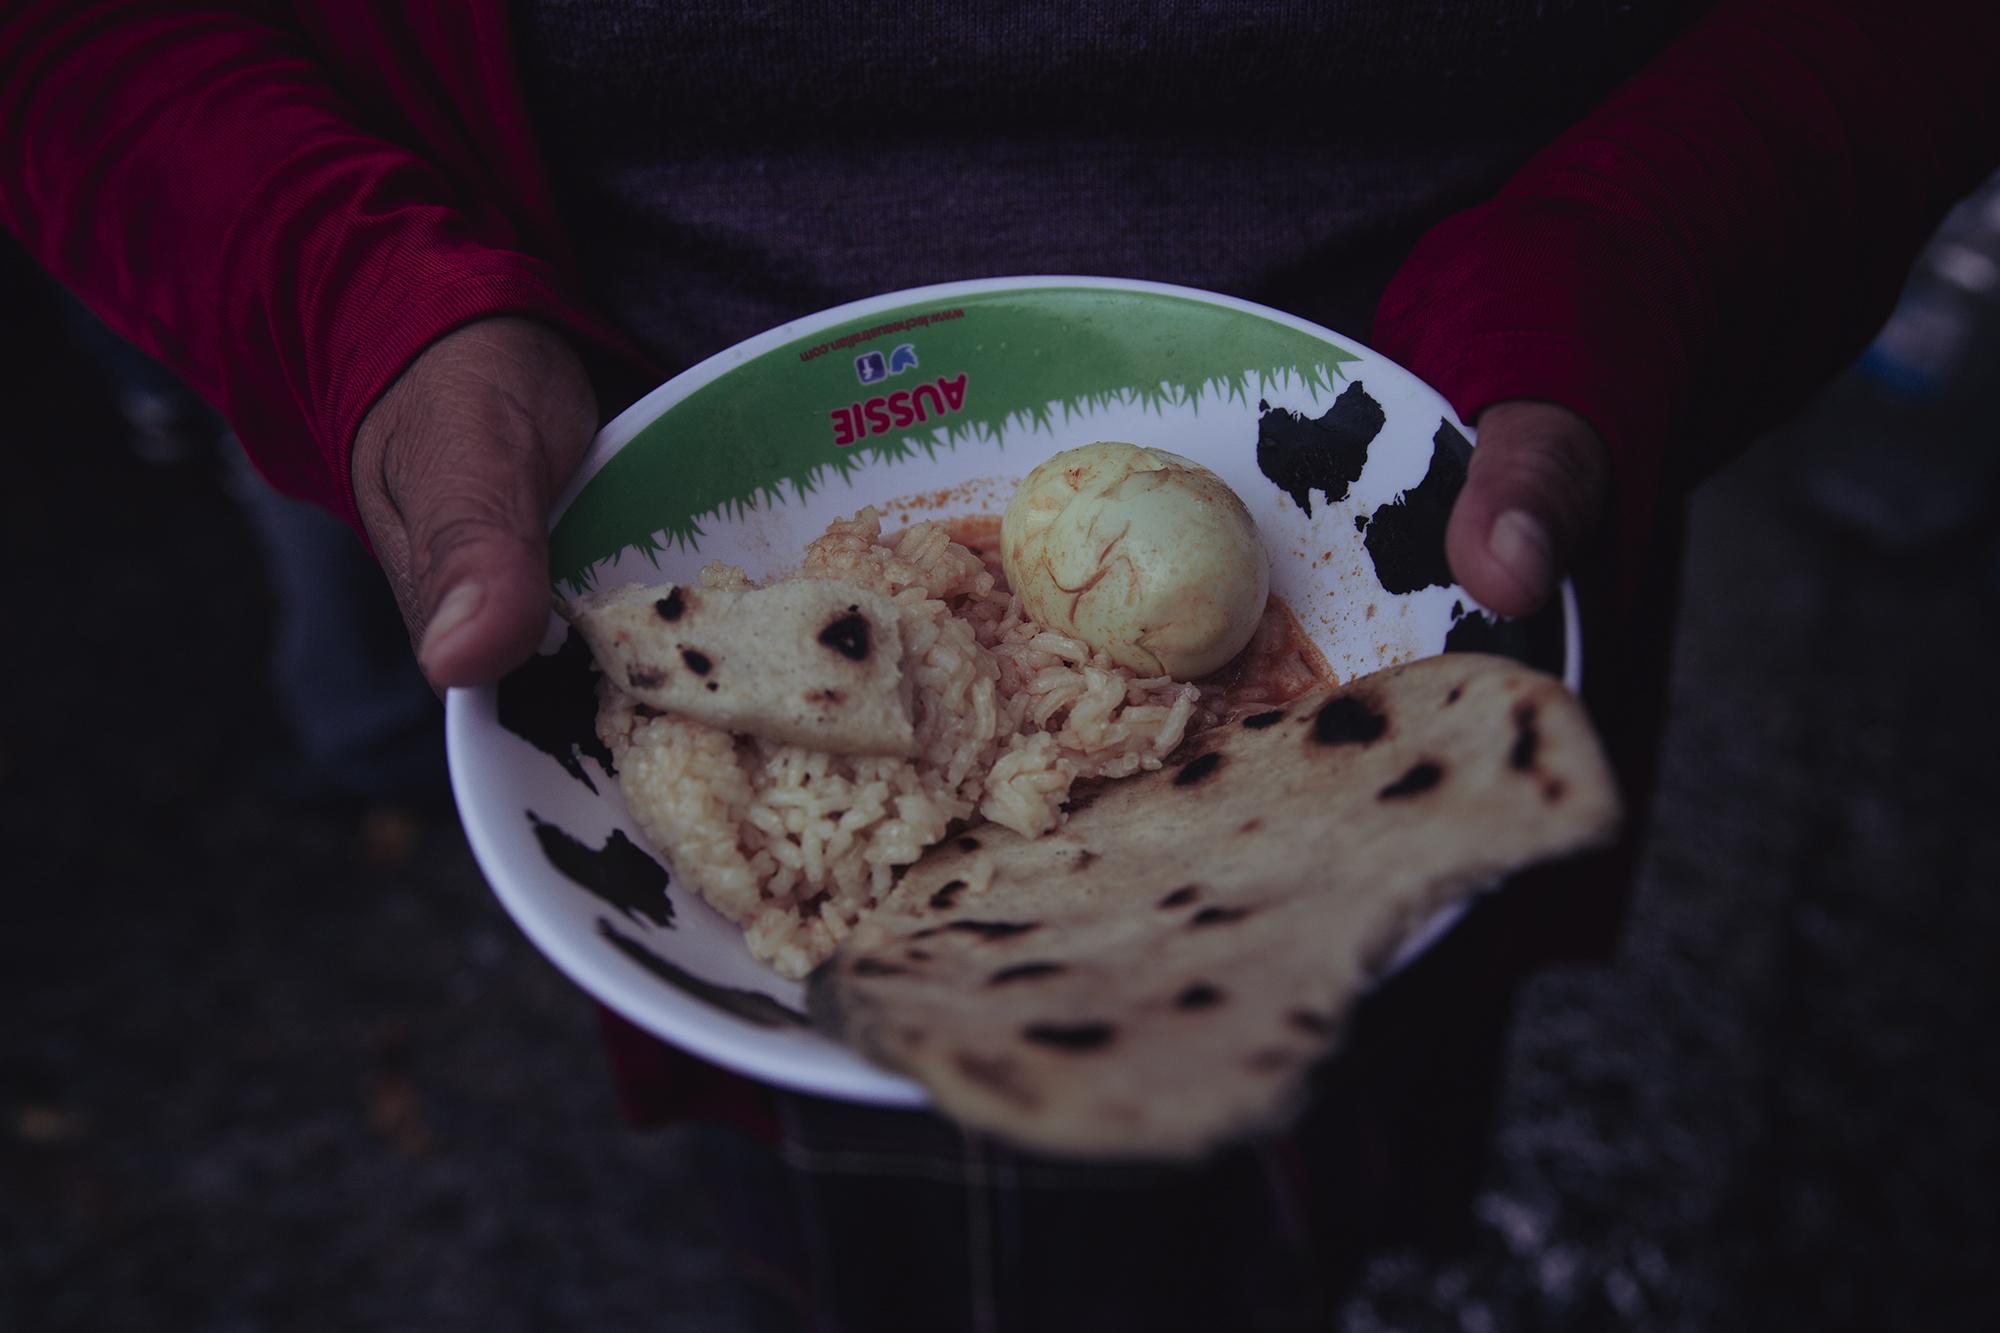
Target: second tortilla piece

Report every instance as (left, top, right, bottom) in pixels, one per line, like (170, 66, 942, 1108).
(811, 652, 1621, 1159)
(562, 578, 916, 756)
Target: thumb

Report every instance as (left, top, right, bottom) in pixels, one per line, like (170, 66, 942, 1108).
(405, 464, 569, 689)
(1444, 400, 1609, 619)
(353, 318, 597, 690)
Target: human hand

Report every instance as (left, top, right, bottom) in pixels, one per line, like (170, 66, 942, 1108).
(1445, 400, 1609, 618)
(351, 316, 598, 690)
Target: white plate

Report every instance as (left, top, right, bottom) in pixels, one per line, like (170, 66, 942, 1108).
(447, 277, 1579, 1108)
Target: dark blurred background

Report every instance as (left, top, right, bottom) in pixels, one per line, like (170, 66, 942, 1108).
(5, 178, 2000, 1331)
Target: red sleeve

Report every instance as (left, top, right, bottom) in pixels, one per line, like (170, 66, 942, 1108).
(1374, 0, 2000, 569)
(0, 1, 644, 529)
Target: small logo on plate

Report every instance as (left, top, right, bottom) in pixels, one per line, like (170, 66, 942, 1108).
(854, 342, 919, 384)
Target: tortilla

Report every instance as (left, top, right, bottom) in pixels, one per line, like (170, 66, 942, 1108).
(810, 652, 1620, 1159)
(562, 578, 916, 757)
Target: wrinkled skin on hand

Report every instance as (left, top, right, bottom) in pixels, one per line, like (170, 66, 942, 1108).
(352, 317, 598, 691)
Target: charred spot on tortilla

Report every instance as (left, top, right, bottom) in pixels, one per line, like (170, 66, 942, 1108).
(1175, 982, 1224, 1010)
(705, 681, 719, 692)
(1313, 694, 1387, 747)
(928, 879, 969, 911)
(913, 919, 1038, 942)
(1289, 1009, 1337, 1035)
(1242, 709, 1287, 729)
(1063, 787, 1104, 815)
(1509, 701, 1540, 771)
(1071, 848, 1100, 871)
(954, 1052, 1041, 1107)
(655, 588, 687, 621)
(957, 835, 982, 852)
(627, 666, 666, 691)
(1378, 761, 1444, 799)
(1023, 1022, 1116, 1051)
(906, 947, 934, 962)
(819, 611, 871, 661)
(989, 961, 1067, 985)
(1174, 752, 1224, 787)
(680, 648, 713, 676)
(1543, 778, 1567, 803)
(852, 957, 908, 978)
(1444, 685, 1463, 706)
(819, 656, 1622, 1160)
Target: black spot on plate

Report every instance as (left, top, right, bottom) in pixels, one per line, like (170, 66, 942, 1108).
(1442, 600, 1568, 677)
(529, 812, 673, 928)
(1363, 419, 1471, 595)
(596, 918, 806, 1028)
(497, 627, 615, 791)
(1256, 383, 1385, 515)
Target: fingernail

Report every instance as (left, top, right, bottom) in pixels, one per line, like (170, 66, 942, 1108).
(419, 582, 483, 669)
(1487, 509, 1553, 599)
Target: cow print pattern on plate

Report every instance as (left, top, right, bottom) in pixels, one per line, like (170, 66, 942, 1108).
(528, 811, 674, 929)
(1255, 382, 1386, 516)
(498, 627, 615, 792)
(1362, 420, 1471, 596)
(596, 918, 808, 1028)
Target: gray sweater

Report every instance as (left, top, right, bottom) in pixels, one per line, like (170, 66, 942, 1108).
(514, 1, 1689, 374)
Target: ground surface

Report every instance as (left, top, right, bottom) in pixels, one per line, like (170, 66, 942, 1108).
(4, 248, 1997, 1331)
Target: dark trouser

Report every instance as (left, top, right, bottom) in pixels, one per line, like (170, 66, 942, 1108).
(692, 884, 1543, 1333)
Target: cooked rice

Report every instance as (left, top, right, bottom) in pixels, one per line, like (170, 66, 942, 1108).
(597, 508, 1211, 979)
